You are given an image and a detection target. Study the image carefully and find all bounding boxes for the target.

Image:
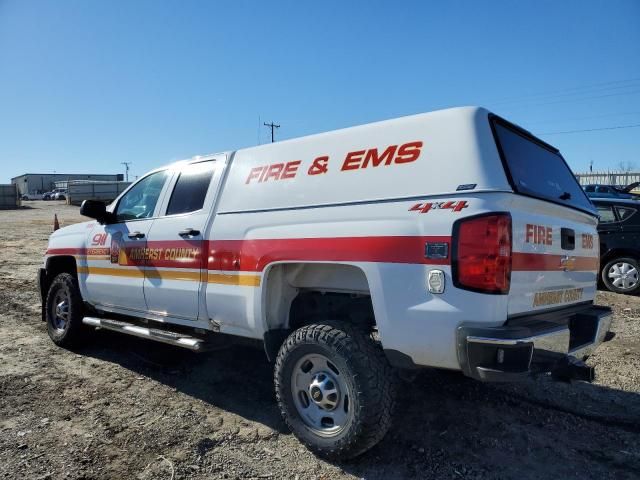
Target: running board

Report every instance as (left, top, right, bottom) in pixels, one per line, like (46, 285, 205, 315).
(82, 317, 206, 352)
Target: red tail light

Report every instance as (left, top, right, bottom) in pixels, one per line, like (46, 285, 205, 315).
(453, 213, 512, 294)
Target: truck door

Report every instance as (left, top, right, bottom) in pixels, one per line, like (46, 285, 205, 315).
(82, 170, 171, 312)
(142, 159, 220, 320)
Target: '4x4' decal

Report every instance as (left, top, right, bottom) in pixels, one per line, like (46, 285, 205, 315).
(409, 200, 469, 214)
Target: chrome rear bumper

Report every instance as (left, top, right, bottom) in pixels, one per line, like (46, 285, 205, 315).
(457, 305, 613, 382)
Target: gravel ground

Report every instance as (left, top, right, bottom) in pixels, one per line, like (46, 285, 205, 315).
(0, 201, 639, 480)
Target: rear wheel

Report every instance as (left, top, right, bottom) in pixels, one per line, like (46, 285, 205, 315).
(46, 273, 87, 348)
(274, 322, 397, 459)
(601, 257, 640, 294)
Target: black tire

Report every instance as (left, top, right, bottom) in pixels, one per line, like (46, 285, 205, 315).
(601, 257, 640, 294)
(45, 272, 87, 348)
(274, 322, 397, 459)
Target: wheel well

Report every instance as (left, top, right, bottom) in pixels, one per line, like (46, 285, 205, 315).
(40, 256, 78, 321)
(288, 291, 375, 331)
(600, 249, 640, 268)
(46, 255, 77, 278)
(262, 263, 375, 361)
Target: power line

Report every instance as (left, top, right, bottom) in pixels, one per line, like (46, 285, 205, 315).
(524, 111, 640, 127)
(487, 76, 640, 106)
(537, 123, 640, 135)
(492, 81, 640, 106)
(498, 88, 640, 111)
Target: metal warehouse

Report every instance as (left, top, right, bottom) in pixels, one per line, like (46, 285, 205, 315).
(11, 173, 124, 195)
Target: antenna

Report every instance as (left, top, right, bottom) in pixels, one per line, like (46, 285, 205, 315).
(264, 121, 280, 143)
(121, 162, 131, 182)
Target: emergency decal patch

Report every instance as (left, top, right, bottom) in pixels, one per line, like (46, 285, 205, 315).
(110, 232, 124, 264)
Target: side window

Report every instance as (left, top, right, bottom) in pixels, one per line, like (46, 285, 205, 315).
(596, 205, 616, 224)
(115, 170, 168, 222)
(584, 186, 594, 192)
(166, 162, 215, 216)
(616, 206, 637, 222)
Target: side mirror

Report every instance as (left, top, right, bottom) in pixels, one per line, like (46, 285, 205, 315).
(80, 200, 113, 224)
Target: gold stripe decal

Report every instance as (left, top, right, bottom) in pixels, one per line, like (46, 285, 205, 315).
(78, 266, 260, 286)
(207, 273, 261, 287)
(77, 266, 145, 278)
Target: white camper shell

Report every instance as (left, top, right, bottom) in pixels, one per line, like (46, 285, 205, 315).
(40, 107, 612, 458)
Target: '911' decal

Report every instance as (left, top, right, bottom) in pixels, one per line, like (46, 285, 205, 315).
(409, 201, 469, 214)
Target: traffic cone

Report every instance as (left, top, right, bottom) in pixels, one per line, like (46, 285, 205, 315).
(53, 214, 60, 231)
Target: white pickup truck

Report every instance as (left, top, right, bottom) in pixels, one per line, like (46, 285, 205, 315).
(40, 107, 612, 458)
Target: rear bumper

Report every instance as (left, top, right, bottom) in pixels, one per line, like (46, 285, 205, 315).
(457, 304, 612, 382)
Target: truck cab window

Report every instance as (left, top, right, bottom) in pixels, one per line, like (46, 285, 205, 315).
(166, 162, 215, 216)
(115, 170, 168, 222)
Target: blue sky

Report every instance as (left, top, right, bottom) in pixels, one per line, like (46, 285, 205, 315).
(1, 0, 639, 182)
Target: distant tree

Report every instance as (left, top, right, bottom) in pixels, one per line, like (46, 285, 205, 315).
(617, 161, 636, 173)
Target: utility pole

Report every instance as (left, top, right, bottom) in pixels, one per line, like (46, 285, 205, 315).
(264, 121, 280, 143)
(121, 162, 131, 182)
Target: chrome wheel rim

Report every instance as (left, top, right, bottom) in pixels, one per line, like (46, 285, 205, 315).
(291, 353, 353, 437)
(607, 262, 639, 290)
(50, 289, 70, 332)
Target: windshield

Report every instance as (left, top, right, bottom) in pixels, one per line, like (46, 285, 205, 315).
(492, 118, 595, 214)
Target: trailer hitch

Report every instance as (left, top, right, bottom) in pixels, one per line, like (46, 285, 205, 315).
(551, 355, 595, 383)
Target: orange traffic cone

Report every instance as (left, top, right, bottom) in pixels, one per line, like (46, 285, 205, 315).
(53, 214, 60, 231)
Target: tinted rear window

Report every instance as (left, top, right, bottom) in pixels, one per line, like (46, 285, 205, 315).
(166, 162, 215, 215)
(493, 120, 594, 213)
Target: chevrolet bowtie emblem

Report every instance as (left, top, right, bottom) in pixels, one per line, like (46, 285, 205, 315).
(560, 255, 576, 271)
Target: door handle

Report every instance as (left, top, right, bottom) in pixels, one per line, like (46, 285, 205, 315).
(127, 231, 145, 239)
(179, 228, 200, 237)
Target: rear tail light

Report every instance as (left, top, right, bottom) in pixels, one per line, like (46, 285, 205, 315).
(453, 213, 512, 294)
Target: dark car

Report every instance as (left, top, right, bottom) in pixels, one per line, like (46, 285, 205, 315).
(584, 182, 639, 199)
(593, 198, 640, 294)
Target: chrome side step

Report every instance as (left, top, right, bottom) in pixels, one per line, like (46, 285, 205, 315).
(82, 317, 205, 352)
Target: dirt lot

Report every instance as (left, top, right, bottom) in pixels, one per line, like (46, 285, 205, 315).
(0, 201, 639, 479)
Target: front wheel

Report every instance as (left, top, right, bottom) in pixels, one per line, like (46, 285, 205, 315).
(601, 257, 640, 294)
(45, 272, 87, 348)
(274, 322, 397, 459)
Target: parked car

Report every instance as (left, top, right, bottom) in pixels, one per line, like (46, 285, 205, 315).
(52, 189, 67, 200)
(593, 198, 640, 294)
(21, 193, 41, 200)
(584, 182, 640, 199)
(43, 188, 66, 200)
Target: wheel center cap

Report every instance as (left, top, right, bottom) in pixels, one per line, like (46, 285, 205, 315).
(311, 386, 323, 402)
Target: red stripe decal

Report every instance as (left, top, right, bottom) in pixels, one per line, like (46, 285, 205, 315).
(46, 248, 86, 255)
(206, 236, 452, 272)
(47, 240, 598, 273)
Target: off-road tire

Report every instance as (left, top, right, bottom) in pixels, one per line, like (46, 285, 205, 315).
(601, 257, 640, 294)
(45, 273, 87, 348)
(274, 322, 397, 459)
